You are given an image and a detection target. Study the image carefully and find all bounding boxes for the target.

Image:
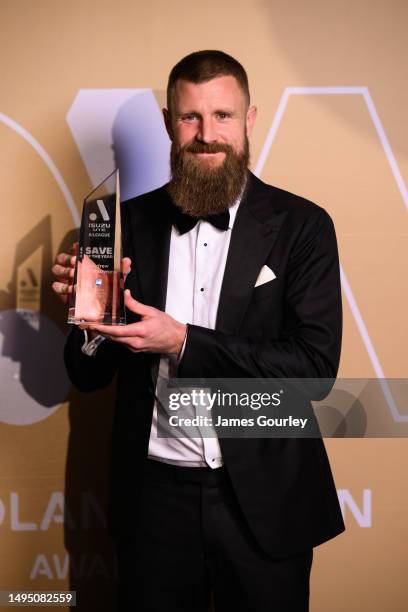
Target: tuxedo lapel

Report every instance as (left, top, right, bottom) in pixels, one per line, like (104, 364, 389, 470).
(216, 174, 287, 334)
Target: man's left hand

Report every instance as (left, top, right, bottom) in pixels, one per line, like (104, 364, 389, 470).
(80, 289, 187, 357)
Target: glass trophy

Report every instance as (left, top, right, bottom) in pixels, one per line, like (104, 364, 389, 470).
(68, 169, 126, 325)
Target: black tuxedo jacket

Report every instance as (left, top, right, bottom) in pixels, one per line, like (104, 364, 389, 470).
(65, 172, 345, 558)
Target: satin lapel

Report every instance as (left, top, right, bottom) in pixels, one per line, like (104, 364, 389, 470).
(216, 175, 288, 334)
(126, 189, 172, 312)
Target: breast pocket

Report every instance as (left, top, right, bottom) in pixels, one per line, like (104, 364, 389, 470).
(251, 279, 278, 302)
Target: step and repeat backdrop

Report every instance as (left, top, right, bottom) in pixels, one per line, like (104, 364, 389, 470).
(0, 1, 407, 610)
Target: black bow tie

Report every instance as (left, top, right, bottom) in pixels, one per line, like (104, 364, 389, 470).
(171, 206, 230, 235)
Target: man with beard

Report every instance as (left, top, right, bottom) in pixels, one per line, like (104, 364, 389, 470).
(54, 50, 344, 611)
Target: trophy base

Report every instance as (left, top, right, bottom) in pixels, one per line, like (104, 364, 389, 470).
(67, 313, 127, 326)
(68, 267, 126, 326)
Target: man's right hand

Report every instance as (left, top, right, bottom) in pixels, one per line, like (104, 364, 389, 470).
(51, 244, 132, 305)
(52, 243, 77, 304)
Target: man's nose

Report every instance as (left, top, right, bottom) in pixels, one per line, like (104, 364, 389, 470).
(196, 116, 217, 143)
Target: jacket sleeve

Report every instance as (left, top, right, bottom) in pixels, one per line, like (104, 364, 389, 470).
(177, 208, 342, 385)
(64, 326, 124, 393)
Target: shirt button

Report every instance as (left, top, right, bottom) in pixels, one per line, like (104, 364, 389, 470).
(204, 242, 208, 246)
(200, 288, 204, 292)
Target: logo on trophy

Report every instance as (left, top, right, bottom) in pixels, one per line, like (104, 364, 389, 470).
(68, 169, 126, 325)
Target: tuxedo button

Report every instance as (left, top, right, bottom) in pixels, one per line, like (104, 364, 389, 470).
(200, 288, 204, 292)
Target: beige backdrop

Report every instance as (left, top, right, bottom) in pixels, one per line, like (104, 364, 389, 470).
(0, 0, 407, 610)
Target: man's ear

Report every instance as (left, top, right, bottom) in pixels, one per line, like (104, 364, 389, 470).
(162, 108, 174, 141)
(246, 105, 257, 138)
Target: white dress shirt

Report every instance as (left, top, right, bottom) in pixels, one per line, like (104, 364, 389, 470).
(147, 198, 240, 469)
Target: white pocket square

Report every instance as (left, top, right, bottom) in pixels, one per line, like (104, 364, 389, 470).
(255, 265, 276, 288)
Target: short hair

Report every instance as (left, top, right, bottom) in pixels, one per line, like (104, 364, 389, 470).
(167, 50, 250, 110)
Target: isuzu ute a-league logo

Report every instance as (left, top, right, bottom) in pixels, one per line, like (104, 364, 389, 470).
(89, 199, 110, 223)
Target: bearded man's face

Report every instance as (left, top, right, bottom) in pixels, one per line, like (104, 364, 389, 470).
(163, 75, 257, 217)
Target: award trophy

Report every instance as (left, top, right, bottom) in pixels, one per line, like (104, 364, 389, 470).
(68, 169, 126, 325)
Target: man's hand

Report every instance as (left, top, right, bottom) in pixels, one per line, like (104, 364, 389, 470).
(80, 289, 187, 357)
(51, 245, 132, 304)
(51, 243, 77, 304)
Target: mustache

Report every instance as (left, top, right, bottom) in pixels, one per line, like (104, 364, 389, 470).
(180, 141, 233, 155)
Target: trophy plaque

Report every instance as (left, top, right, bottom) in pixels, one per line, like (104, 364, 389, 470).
(68, 169, 126, 325)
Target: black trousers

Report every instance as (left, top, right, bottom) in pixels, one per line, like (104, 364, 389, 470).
(116, 459, 313, 612)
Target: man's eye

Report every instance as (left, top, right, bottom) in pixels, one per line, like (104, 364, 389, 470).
(216, 112, 230, 120)
(182, 114, 197, 122)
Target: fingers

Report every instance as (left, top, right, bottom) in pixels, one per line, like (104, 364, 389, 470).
(53, 251, 76, 284)
(52, 281, 72, 294)
(122, 257, 132, 276)
(56, 252, 76, 266)
(124, 289, 153, 316)
(52, 263, 75, 279)
(80, 323, 148, 352)
(52, 281, 72, 304)
(83, 322, 145, 338)
(52, 244, 77, 303)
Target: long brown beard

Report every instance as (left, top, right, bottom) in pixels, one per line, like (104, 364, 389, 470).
(167, 137, 249, 217)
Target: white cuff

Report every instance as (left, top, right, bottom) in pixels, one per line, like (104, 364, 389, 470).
(177, 327, 188, 363)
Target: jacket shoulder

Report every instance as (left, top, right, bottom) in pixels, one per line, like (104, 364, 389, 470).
(122, 184, 170, 218)
(249, 173, 328, 222)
